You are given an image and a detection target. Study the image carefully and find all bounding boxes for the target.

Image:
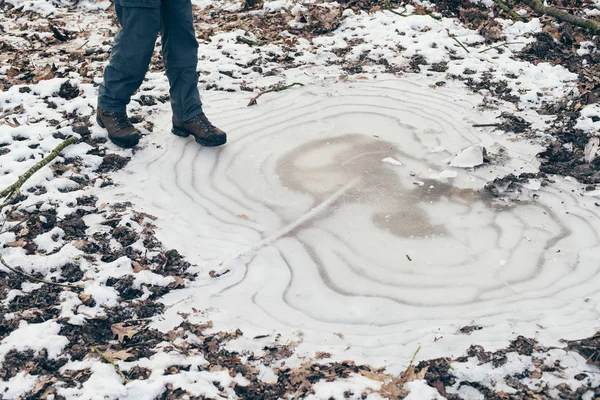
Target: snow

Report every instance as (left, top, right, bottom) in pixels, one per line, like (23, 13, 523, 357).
(575, 103, 600, 133)
(0, 372, 38, 400)
(404, 380, 445, 399)
(1, 0, 600, 397)
(0, 320, 69, 362)
(449, 145, 484, 168)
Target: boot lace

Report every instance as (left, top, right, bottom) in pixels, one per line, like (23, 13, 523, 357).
(109, 113, 134, 130)
(189, 113, 216, 134)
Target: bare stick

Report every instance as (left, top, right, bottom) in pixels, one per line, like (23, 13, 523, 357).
(0, 254, 83, 289)
(478, 41, 524, 53)
(0, 136, 79, 200)
(387, 8, 408, 17)
(518, 0, 600, 34)
(219, 178, 359, 266)
(247, 82, 305, 106)
(409, 345, 422, 366)
(473, 123, 501, 127)
(92, 347, 130, 383)
(497, 0, 525, 21)
(452, 37, 470, 53)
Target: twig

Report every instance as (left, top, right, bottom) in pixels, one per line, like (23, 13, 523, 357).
(473, 123, 501, 127)
(409, 345, 421, 366)
(92, 347, 130, 383)
(0, 104, 24, 120)
(236, 35, 265, 46)
(0, 254, 83, 289)
(497, 0, 525, 21)
(518, 0, 600, 34)
(247, 82, 305, 106)
(452, 37, 470, 53)
(0, 190, 19, 211)
(0, 136, 79, 203)
(387, 8, 407, 17)
(478, 41, 524, 53)
(49, 24, 67, 42)
(218, 178, 359, 266)
(426, 11, 442, 20)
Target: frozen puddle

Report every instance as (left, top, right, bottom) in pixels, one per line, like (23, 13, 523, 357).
(104, 78, 600, 370)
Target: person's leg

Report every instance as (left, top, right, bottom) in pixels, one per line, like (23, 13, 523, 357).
(98, 4, 161, 114)
(160, 0, 202, 122)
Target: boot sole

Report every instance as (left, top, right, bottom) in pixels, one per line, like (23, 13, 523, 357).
(96, 116, 140, 149)
(172, 126, 227, 147)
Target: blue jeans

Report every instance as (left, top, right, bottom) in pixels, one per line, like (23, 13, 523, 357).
(98, 0, 202, 122)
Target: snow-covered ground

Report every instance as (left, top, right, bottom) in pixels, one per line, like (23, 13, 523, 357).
(1, 0, 600, 399)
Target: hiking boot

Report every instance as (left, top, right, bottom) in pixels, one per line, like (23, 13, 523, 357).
(172, 113, 227, 147)
(96, 107, 140, 149)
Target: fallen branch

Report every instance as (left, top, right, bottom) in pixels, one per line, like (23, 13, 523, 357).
(0, 254, 83, 289)
(387, 8, 408, 17)
(452, 37, 470, 53)
(49, 24, 67, 42)
(218, 178, 359, 267)
(497, 0, 525, 22)
(236, 35, 265, 46)
(247, 82, 305, 106)
(479, 41, 524, 53)
(92, 347, 130, 383)
(0, 136, 79, 203)
(473, 123, 501, 128)
(518, 0, 600, 34)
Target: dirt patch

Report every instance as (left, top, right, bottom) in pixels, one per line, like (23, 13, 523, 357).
(96, 154, 130, 173)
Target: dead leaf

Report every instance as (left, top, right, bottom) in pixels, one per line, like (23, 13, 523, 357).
(334, 332, 345, 339)
(209, 269, 230, 278)
(78, 293, 92, 303)
(6, 240, 24, 247)
(359, 369, 387, 382)
(131, 261, 147, 273)
(33, 376, 56, 395)
(237, 214, 249, 219)
(102, 348, 135, 361)
(111, 322, 141, 343)
(73, 240, 91, 250)
(529, 370, 542, 379)
(171, 276, 185, 288)
(24, 242, 37, 254)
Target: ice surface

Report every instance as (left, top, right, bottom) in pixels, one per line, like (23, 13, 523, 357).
(100, 78, 600, 370)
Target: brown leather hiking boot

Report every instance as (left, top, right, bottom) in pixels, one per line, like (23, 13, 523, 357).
(96, 107, 140, 149)
(172, 113, 227, 147)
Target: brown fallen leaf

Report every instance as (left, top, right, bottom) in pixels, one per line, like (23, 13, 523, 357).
(78, 293, 92, 303)
(111, 322, 141, 343)
(171, 276, 185, 288)
(6, 240, 24, 247)
(209, 269, 230, 278)
(102, 348, 135, 361)
(33, 376, 57, 395)
(73, 240, 91, 250)
(529, 370, 542, 379)
(131, 261, 148, 273)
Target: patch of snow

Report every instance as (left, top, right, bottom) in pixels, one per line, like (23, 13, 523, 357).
(381, 157, 403, 166)
(0, 320, 69, 362)
(575, 103, 600, 133)
(449, 145, 484, 168)
(0, 372, 38, 400)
